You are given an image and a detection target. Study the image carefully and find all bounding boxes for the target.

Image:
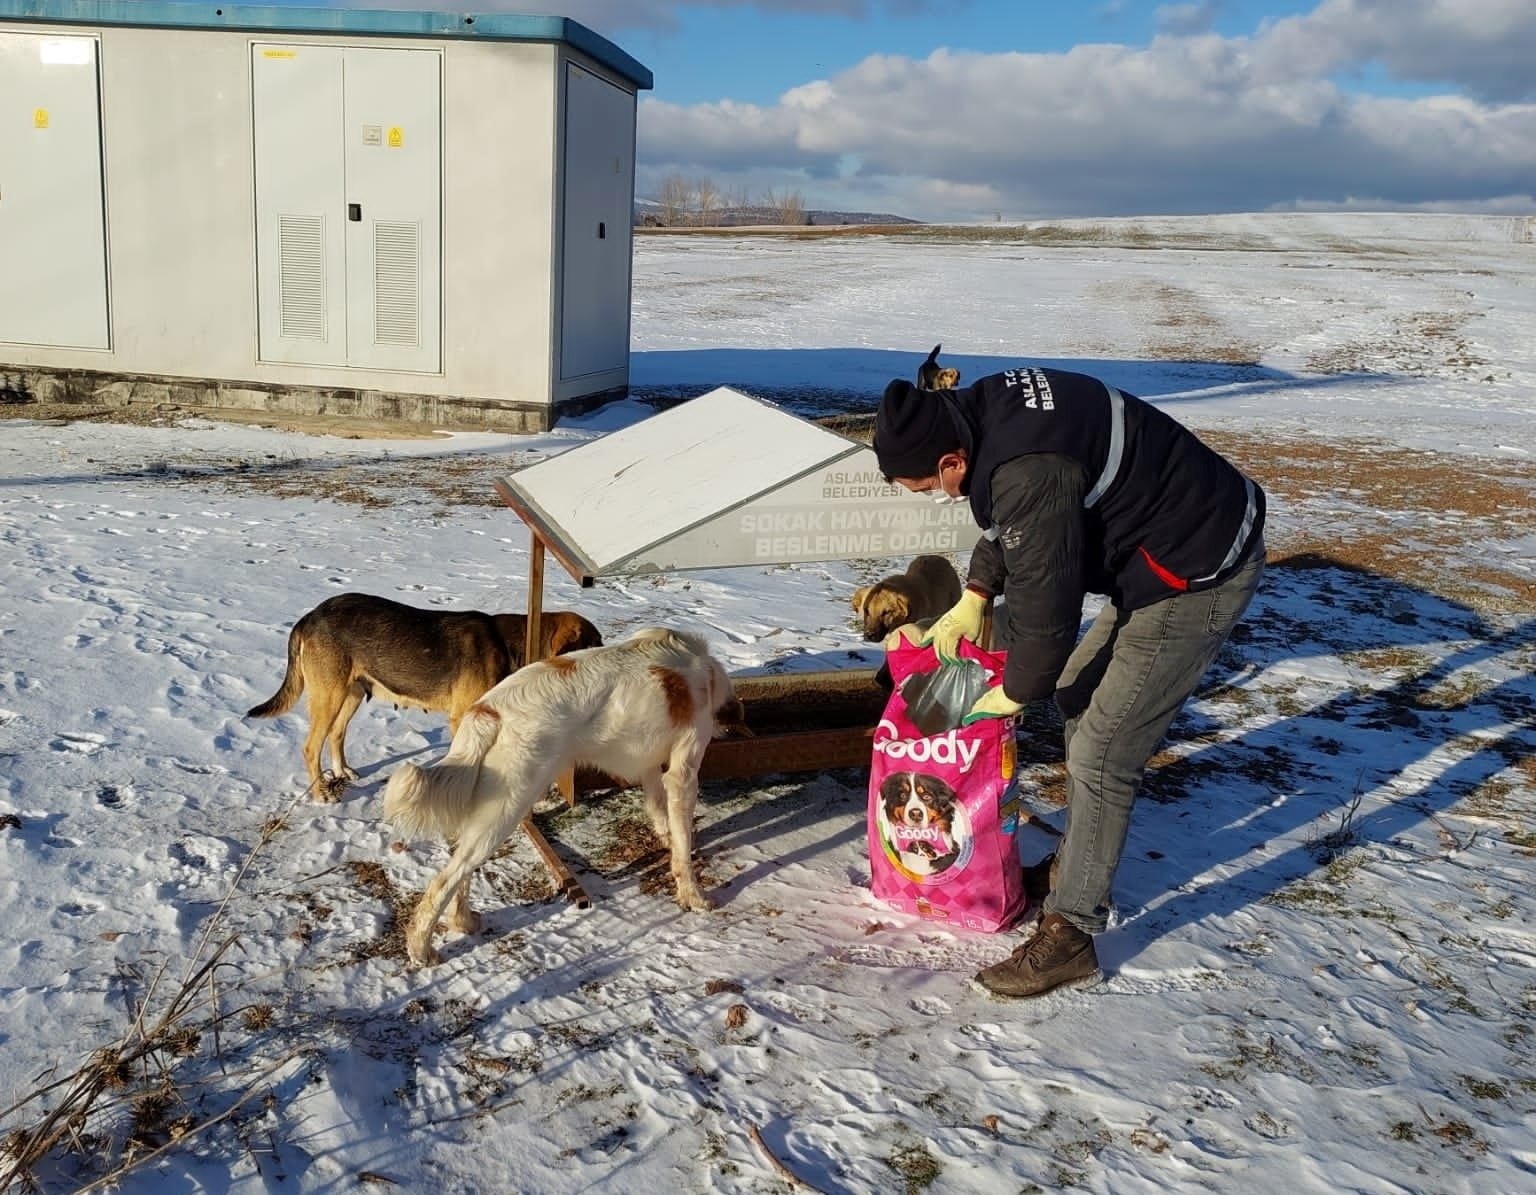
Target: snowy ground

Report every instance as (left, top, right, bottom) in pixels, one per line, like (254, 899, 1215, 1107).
(1, 213, 1533, 1193)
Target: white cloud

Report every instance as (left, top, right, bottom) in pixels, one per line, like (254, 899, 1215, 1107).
(639, 3, 1536, 219)
(1155, 1, 1226, 37)
(1260, 0, 1536, 103)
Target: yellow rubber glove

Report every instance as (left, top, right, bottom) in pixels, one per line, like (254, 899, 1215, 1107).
(920, 589, 989, 662)
(962, 687, 1024, 725)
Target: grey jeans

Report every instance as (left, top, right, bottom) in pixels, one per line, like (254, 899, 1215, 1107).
(1044, 542, 1266, 934)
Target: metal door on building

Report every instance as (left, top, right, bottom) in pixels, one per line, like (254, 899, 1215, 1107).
(559, 63, 634, 381)
(0, 32, 109, 350)
(252, 44, 441, 373)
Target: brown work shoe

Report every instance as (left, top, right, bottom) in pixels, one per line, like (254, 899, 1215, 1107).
(975, 912, 1100, 999)
(1022, 852, 1059, 904)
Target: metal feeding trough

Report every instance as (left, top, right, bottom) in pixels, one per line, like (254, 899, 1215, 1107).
(494, 386, 978, 902)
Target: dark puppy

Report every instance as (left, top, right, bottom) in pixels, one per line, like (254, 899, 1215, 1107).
(247, 593, 602, 798)
(851, 555, 962, 642)
(917, 343, 961, 390)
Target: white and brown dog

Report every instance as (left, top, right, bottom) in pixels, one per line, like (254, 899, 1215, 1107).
(383, 628, 740, 967)
(851, 555, 962, 643)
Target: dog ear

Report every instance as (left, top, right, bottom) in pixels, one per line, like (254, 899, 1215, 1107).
(850, 585, 870, 614)
(713, 695, 753, 738)
(544, 620, 580, 658)
(865, 588, 911, 640)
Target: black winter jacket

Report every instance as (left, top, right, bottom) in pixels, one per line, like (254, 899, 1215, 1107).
(944, 367, 1264, 703)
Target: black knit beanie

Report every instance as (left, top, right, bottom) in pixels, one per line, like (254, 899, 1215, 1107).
(874, 379, 957, 479)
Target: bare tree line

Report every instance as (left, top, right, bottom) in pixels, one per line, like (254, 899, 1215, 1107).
(643, 174, 808, 227)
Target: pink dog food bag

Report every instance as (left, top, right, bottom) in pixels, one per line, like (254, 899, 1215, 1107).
(867, 639, 1026, 933)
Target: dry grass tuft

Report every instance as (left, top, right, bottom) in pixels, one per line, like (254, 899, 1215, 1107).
(348, 859, 396, 902)
(343, 865, 418, 966)
(591, 808, 666, 874)
(483, 858, 559, 906)
(0, 805, 303, 1191)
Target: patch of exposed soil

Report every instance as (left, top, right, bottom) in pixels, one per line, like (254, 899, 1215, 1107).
(1089, 279, 1265, 365)
(1305, 309, 1486, 377)
(1199, 430, 1536, 615)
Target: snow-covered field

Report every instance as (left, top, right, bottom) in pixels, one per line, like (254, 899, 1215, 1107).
(1, 213, 1533, 1193)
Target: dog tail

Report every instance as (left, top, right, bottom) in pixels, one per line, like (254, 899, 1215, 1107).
(630, 626, 712, 658)
(246, 624, 305, 718)
(917, 343, 943, 389)
(383, 703, 502, 841)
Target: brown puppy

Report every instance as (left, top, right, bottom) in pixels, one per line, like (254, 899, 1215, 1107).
(247, 593, 603, 799)
(851, 555, 963, 642)
(917, 343, 961, 390)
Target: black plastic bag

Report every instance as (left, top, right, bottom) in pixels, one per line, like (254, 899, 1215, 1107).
(898, 656, 990, 736)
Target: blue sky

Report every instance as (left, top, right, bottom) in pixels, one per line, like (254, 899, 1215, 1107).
(625, 1, 1331, 108)
(287, 1, 1536, 220)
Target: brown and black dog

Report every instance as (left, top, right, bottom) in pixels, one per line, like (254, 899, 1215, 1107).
(851, 555, 963, 643)
(917, 343, 961, 390)
(247, 593, 602, 799)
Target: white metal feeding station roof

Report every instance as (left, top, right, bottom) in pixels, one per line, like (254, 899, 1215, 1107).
(494, 386, 975, 598)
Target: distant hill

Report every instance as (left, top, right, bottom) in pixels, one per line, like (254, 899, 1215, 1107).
(633, 199, 920, 228)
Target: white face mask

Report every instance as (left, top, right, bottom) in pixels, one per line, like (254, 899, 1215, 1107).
(926, 461, 961, 504)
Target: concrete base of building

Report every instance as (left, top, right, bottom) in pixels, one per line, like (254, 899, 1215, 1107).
(0, 365, 626, 434)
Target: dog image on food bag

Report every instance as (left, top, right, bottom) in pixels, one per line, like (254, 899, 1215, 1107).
(877, 771, 967, 877)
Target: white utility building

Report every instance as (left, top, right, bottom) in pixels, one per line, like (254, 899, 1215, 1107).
(0, 2, 651, 429)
